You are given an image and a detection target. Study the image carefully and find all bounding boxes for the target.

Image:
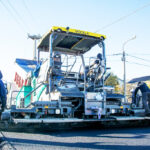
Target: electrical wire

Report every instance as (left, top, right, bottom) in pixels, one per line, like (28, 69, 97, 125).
(22, 0, 38, 30)
(107, 53, 150, 63)
(22, 0, 34, 20)
(6, 0, 31, 32)
(127, 53, 150, 56)
(126, 60, 150, 68)
(127, 54, 150, 62)
(107, 60, 121, 62)
(106, 53, 122, 56)
(106, 52, 150, 67)
(0, 0, 26, 32)
(95, 2, 150, 32)
(107, 53, 150, 67)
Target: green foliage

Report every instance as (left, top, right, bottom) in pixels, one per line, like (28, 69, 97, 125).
(105, 73, 119, 87)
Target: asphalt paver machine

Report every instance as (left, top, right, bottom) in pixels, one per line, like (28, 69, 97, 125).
(2, 26, 148, 125)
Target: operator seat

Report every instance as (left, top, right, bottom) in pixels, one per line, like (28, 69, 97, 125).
(52, 53, 62, 77)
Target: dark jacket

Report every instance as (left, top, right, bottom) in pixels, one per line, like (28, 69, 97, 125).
(134, 83, 150, 97)
(0, 71, 6, 99)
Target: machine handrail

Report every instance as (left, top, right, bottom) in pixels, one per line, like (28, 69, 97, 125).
(10, 82, 48, 108)
(23, 82, 48, 100)
(10, 90, 31, 107)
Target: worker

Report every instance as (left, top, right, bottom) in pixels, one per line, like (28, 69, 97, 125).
(134, 82, 150, 96)
(87, 53, 102, 76)
(134, 82, 150, 115)
(90, 53, 102, 68)
(0, 71, 7, 111)
(89, 53, 104, 80)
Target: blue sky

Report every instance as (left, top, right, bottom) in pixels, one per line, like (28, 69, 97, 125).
(0, 0, 150, 81)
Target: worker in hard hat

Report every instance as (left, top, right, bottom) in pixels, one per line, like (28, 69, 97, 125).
(87, 53, 104, 80)
(0, 71, 7, 111)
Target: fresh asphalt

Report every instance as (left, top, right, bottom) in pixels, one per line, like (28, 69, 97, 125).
(1, 126, 150, 150)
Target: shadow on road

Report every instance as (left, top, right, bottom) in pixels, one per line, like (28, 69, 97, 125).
(1, 127, 150, 150)
(4, 136, 150, 150)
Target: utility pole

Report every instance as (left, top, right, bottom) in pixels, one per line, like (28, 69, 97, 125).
(28, 34, 41, 60)
(122, 36, 136, 103)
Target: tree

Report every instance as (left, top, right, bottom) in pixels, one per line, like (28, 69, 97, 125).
(105, 73, 119, 87)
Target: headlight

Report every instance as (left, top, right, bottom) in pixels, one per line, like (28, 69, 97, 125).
(55, 109, 61, 114)
(111, 109, 115, 114)
(96, 93, 103, 100)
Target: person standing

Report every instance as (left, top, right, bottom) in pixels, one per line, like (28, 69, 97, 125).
(0, 71, 7, 111)
(134, 82, 150, 115)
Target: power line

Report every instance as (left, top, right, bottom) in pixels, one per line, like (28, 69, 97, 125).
(126, 61, 150, 68)
(127, 54, 150, 62)
(107, 53, 150, 62)
(0, 0, 26, 32)
(22, 0, 34, 20)
(107, 53, 150, 57)
(106, 53, 122, 56)
(107, 60, 121, 62)
(95, 2, 150, 32)
(22, 0, 38, 30)
(6, 0, 30, 32)
(128, 53, 150, 56)
(106, 53, 150, 67)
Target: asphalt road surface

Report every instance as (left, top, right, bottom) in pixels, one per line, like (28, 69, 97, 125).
(1, 126, 150, 150)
